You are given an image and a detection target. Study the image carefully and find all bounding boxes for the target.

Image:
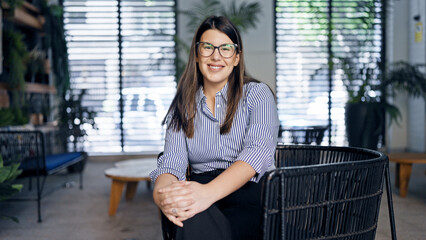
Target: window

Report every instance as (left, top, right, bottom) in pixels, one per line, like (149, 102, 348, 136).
(275, 0, 384, 145)
(63, 0, 176, 153)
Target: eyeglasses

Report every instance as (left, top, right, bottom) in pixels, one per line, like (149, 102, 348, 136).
(196, 42, 238, 58)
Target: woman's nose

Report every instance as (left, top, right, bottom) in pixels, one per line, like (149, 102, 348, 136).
(211, 48, 221, 60)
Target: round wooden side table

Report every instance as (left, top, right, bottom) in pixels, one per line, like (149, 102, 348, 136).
(104, 159, 156, 216)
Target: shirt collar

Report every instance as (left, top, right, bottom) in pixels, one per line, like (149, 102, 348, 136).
(196, 87, 206, 106)
(196, 82, 229, 105)
(218, 82, 229, 102)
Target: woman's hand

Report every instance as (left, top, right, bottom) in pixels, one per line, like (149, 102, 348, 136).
(154, 181, 193, 227)
(160, 181, 216, 223)
(154, 161, 256, 226)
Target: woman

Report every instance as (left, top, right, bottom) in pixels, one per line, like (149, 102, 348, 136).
(150, 16, 280, 240)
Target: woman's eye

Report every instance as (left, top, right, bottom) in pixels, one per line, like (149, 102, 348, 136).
(221, 45, 233, 51)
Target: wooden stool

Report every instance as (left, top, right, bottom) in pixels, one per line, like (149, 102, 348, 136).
(387, 152, 426, 197)
(104, 159, 156, 216)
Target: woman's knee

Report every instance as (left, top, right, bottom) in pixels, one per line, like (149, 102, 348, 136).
(175, 205, 232, 240)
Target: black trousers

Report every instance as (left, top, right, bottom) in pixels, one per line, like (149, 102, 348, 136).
(161, 170, 264, 240)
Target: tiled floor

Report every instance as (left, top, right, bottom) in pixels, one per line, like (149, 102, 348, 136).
(0, 159, 424, 240)
(376, 162, 426, 240)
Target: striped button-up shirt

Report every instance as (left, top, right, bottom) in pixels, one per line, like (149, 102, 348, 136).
(150, 82, 280, 183)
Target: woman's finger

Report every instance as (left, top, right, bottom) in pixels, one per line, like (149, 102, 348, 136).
(159, 181, 191, 193)
(160, 192, 192, 205)
(163, 199, 194, 215)
(159, 188, 194, 206)
(161, 199, 194, 212)
(164, 213, 183, 227)
(176, 209, 196, 222)
(158, 184, 186, 193)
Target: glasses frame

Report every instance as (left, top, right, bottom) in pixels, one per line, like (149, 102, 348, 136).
(196, 42, 239, 58)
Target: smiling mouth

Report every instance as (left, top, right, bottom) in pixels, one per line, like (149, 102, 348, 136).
(208, 64, 223, 71)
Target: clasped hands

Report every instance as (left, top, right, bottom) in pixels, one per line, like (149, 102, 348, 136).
(156, 180, 214, 227)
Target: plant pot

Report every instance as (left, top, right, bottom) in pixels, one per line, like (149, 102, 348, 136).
(0, 90, 10, 108)
(30, 113, 44, 125)
(345, 102, 383, 150)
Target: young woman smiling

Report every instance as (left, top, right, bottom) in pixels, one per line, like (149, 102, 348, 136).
(150, 16, 279, 240)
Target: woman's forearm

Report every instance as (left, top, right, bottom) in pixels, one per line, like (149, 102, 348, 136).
(153, 173, 178, 206)
(205, 160, 256, 203)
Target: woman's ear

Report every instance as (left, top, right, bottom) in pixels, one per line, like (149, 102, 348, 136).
(234, 53, 240, 67)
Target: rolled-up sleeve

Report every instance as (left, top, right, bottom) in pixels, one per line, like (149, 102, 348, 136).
(237, 83, 280, 182)
(150, 118, 188, 183)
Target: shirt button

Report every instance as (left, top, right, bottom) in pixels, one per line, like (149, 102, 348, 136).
(217, 105, 220, 108)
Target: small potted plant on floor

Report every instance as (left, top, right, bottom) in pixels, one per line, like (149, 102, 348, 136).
(0, 155, 23, 222)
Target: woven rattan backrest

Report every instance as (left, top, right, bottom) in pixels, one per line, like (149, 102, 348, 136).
(264, 145, 387, 240)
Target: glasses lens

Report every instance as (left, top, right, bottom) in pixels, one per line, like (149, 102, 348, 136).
(198, 42, 236, 58)
(219, 44, 236, 58)
(199, 43, 214, 57)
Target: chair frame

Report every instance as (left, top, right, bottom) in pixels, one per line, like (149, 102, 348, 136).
(262, 145, 397, 240)
(0, 130, 87, 222)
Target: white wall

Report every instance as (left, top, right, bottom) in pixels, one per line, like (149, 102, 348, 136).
(177, 0, 276, 92)
(388, 0, 409, 150)
(238, 0, 275, 92)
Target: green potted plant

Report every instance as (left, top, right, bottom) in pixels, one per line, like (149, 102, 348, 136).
(58, 89, 96, 153)
(1, 0, 25, 14)
(0, 29, 30, 127)
(343, 60, 426, 149)
(0, 155, 23, 223)
(25, 49, 47, 84)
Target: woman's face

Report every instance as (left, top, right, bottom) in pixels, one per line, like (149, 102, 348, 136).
(197, 29, 240, 88)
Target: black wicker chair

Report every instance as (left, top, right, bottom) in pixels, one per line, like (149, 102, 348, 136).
(262, 144, 397, 240)
(279, 125, 327, 145)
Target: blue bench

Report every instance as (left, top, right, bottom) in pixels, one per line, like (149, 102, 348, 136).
(0, 130, 87, 222)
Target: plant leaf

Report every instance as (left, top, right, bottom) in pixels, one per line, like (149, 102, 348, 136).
(180, 0, 221, 32)
(0, 183, 21, 201)
(221, 1, 261, 33)
(385, 61, 426, 99)
(0, 214, 20, 223)
(0, 166, 11, 183)
(384, 102, 402, 126)
(11, 183, 23, 192)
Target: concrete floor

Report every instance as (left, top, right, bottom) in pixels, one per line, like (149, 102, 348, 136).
(0, 159, 425, 240)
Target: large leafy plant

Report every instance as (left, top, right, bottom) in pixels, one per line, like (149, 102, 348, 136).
(383, 61, 426, 125)
(181, 0, 261, 34)
(0, 155, 23, 223)
(0, 29, 30, 126)
(341, 60, 426, 126)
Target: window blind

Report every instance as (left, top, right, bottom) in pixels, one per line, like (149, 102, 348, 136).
(275, 0, 384, 145)
(63, 0, 176, 153)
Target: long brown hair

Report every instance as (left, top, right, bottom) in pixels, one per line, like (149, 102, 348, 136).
(164, 16, 256, 138)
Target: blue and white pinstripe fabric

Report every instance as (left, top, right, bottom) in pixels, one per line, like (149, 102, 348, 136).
(150, 82, 280, 183)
